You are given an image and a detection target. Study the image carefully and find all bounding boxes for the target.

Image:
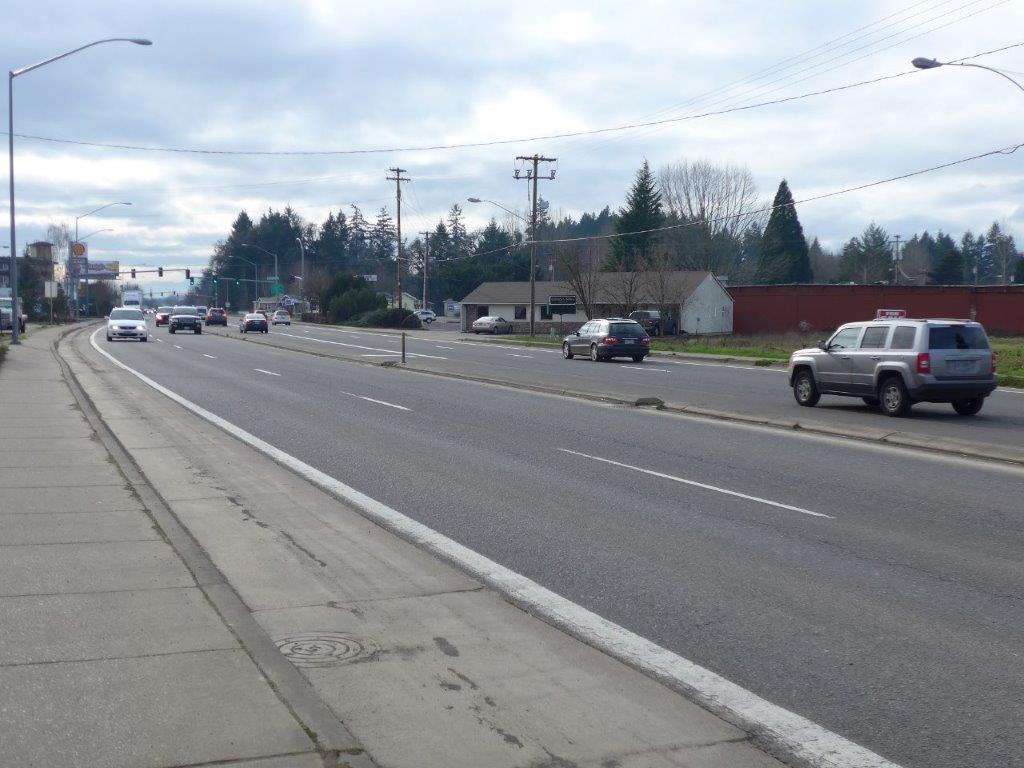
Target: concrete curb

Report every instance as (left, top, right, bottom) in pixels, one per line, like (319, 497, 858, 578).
(204, 325, 1024, 467)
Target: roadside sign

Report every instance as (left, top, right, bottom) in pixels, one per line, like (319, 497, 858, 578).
(225, 301, 231, 309)
(271, 283, 284, 296)
(876, 309, 907, 319)
(70, 255, 88, 275)
(362, 274, 378, 283)
(44, 281, 59, 298)
(548, 294, 577, 315)
(71, 242, 87, 257)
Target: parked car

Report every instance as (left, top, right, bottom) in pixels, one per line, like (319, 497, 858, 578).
(105, 307, 149, 342)
(205, 307, 228, 326)
(788, 314, 997, 417)
(271, 309, 291, 325)
(414, 309, 437, 325)
(155, 306, 173, 326)
(472, 315, 514, 334)
(0, 297, 27, 334)
(628, 309, 662, 336)
(239, 312, 269, 334)
(194, 306, 208, 323)
(168, 306, 202, 334)
(563, 318, 651, 362)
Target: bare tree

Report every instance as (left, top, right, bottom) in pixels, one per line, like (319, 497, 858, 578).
(554, 240, 604, 319)
(658, 159, 765, 273)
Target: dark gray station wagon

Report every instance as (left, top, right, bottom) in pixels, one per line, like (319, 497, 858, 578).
(563, 318, 651, 362)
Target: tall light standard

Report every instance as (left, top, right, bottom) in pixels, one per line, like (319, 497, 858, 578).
(295, 237, 306, 299)
(8, 38, 151, 344)
(234, 253, 260, 307)
(75, 202, 131, 318)
(912, 57, 1024, 93)
(467, 197, 530, 225)
(242, 244, 279, 291)
(79, 228, 115, 241)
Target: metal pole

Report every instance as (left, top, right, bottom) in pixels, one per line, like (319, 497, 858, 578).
(8, 72, 19, 343)
(419, 231, 431, 311)
(401, 331, 406, 364)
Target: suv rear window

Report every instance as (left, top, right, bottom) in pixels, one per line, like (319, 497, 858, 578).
(928, 325, 989, 350)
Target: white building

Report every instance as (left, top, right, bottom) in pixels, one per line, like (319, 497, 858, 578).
(459, 271, 733, 334)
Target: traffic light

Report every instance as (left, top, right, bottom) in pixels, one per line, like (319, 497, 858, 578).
(185, 268, 191, 280)
(235, 279, 240, 286)
(212, 276, 218, 284)
(158, 267, 163, 277)
(189, 277, 195, 285)
(130, 268, 136, 279)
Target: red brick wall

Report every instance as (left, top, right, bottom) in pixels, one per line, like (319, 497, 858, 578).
(728, 285, 1024, 335)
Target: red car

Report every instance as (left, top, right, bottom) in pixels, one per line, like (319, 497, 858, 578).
(206, 307, 228, 326)
(155, 306, 173, 326)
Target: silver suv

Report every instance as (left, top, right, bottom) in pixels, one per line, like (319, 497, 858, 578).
(788, 317, 997, 417)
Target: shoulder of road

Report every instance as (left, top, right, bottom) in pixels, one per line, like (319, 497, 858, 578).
(2, 322, 792, 768)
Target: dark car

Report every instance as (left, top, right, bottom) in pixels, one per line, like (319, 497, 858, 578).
(155, 306, 173, 326)
(239, 312, 269, 334)
(168, 306, 202, 334)
(562, 318, 651, 362)
(628, 309, 662, 336)
(206, 307, 228, 326)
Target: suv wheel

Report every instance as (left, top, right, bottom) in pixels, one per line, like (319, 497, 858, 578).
(879, 376, 912, 417)
(952, 397, 984, 416)
(792, 369, 820, 407)
(562, 342, 574, 359)
(590, 344, 602, 362)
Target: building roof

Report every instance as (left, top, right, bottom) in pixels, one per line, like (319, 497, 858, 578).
(460, 271, 717, 305)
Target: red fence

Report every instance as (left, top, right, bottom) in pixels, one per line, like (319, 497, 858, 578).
(728, 285, 1024, 335)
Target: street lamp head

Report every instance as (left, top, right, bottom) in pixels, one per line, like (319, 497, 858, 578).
(912, 57, 942, 70)
(129, 39, 153, 46)
(467, 197, 483, 203)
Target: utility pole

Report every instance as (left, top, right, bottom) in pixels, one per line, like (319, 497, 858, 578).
(419, 231, 432, 311)
(386, 167, 410, 309)
(514, 154, 556, 336)
(891, 235, 903, 285)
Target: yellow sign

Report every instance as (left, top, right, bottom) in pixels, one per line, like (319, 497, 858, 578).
(71, 242, 87, 257)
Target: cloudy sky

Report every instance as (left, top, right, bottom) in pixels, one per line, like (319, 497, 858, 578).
(3, 0, 1024, 294)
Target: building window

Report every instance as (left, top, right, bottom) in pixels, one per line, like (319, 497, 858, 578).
(476, 305, 489, 318)
(514, 305, 527, 320)
(541, 305, 552, 320)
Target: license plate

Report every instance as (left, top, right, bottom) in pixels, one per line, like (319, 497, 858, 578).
(950, 360, 974, 373)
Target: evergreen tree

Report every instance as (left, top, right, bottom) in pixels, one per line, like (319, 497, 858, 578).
(929, 247, 965, 285)
(447, 204, 470, 259)
(316, 210, 349, 271)
(609, 160, 664, 271)
(838, 223, 891, 283)
(348, 205, 369, 264)
(807, 236, 839, 283)
(755, 180, 811, 283)
(431, 220, 452, 261)
(369, 207, 396, 262)
(960, 231, 984, 284)
(983, 221, 1017, 284)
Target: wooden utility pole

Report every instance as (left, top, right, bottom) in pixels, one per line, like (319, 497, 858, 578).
(419, 231, 432, 311)
(891, 234, 903, 285)
(386, 167, 410, 309)
(514, 154, 556, 336)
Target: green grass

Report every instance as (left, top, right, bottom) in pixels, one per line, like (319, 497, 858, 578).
(0, 338, 8, 370)
(992, 337, 1024, 388)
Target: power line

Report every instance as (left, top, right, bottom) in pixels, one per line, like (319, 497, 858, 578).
(5, 41, 1020, 160)
(526, 139, 1024, 246)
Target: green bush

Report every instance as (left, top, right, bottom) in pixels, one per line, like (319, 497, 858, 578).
(326, 285, 384, 323)
(351, 307, 422, 329)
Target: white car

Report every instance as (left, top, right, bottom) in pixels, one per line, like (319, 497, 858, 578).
(414, 309, 436, 324)
(271, 310, 291, 325)
(472, 315, 514, 334)
(106, 307, 149, 342)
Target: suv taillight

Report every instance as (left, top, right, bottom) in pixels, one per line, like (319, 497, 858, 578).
(602, 337, 618, 345)
(640, 337, 651, 345)
(916, 352, 931, 374)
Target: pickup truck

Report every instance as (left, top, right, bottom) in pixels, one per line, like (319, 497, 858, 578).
(0, 297, 27, 334)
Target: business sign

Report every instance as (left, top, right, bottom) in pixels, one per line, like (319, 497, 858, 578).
(876, 309, 907, 319)
(548, 294, 577, 315)
(44, 281, 60, 298)
(71, 242, 87, 258)
(85, 260, 120, 279)
(361, 274, 378, 283)
(70, 255, 88, 275)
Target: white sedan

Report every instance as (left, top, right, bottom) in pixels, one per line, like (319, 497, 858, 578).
(106, 307, 149, 342)
(414, 309, 436, 324)
(471, 315, 514, 334)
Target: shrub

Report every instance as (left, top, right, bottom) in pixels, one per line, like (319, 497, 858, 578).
(352, 307, 422, 329)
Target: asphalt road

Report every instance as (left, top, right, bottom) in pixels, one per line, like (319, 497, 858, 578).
(205, 320, 1024, 452)
(89, 322, 1024, 768)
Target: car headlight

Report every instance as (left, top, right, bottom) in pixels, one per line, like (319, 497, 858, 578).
(136, 324, 147, 330)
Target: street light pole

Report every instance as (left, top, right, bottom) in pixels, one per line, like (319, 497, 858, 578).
(912, 57, 1024, 94)
(467, 197, 530, 225)
(295, 236, 306, 299)
(7, 38, 150, 344)
(75, 201, 131, 318)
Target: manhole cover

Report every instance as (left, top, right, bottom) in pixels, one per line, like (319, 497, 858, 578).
(275, 632, 379, 667)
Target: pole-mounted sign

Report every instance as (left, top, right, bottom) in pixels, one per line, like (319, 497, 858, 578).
(548, 294, 577, 315)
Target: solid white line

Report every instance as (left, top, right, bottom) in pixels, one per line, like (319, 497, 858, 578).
(669, 359, 787, 373)
(203, 354, 217, 359)
(155, 338, 164, 343)
(358, 396, 411, 411)
(507, 353, 533, 358)
(173, 344, 182, 349)
(622, 365, 672, 372)
(254, 368, 281, 376)
(360, 353, 400, 357)
(86, 326, 895, 768)
(558, 448, 832, 519)
(435, 346, 454, 350)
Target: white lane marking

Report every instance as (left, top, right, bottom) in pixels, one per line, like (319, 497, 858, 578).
(997, 387, 1024, 395)
(275, 331, 447, 360)
(155, 338, 164, 343)
(622, 365, 672, 372)
(558, 448, 832, 519)
(360, 353, 400, 357)
(173, 344, 182, 349)
(669, 359, 787, 373)
(203, 354, 217, 359)
(254, 368, 281, 376)
(436, 346, 454, 350)
(507, 353, 533, 358)
(338, 390, 411, 411)
(88, 325, 896, 768)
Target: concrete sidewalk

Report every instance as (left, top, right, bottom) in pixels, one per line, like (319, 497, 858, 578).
(0, 325, 366, 768)
(57, 322, 789, 768)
